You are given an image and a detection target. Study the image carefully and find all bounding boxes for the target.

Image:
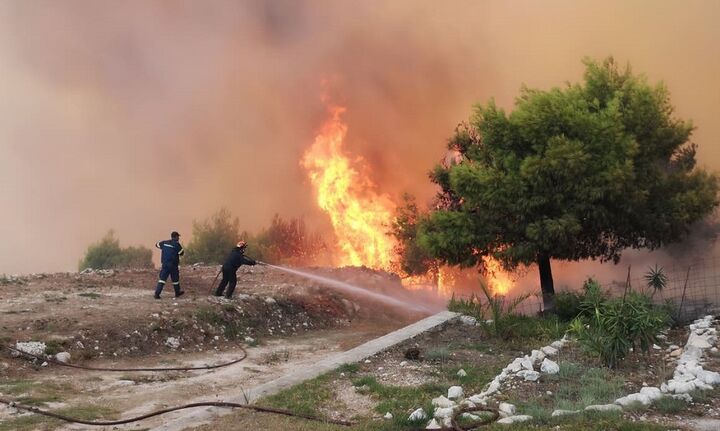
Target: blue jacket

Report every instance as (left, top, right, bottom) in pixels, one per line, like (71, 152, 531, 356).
(156, 239, 184, 267)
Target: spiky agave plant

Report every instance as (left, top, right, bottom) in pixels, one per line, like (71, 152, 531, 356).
(644, 264, 668, 298)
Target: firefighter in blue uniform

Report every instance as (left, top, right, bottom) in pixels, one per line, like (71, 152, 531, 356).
(214, 241, 257, 299)
(154, 231, 185, 299)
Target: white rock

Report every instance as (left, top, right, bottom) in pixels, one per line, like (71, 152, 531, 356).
(462, 413, 480, 420)
(434, 407, 455, 419)
(670, 349, 683, 357)
(460, 315, 478, 326)
(468, 394, 488, 405)
(265, 297, 276, 305)
(550, 340, 564, 349)
(461, 400, 477, 409)
(669, 380, 696, 394)
(408, 408, 427, 421)
(552, 409, 579, 417)
(244, 336, 255, 343)
(506, 358, 524, 373)
(448, 385, 464, 399)
(497, 415, 532, 424)
(639, 387, 663, 401)
(425, 418, 441, 429)
(165, 337, 180, 349)
(41, 361, 48, 367)
(520, 357, 534, 371)
(652, 344, 662, 350)
(383, 412, 393, 420)
(540, 358, 559, 374)
(530, 349, 545, 362)
(687, 334, 712, 349)
(14, 341, 46, 357)
(696, 369, 720, 385)
(54, 352, 71, 363)
(524, 371, 541, 382)
(585, 404, 622, 412)
(615, 393, 651, 407)
(541, 345, 558, 356)
(457, 369, 468, 377)
(485, 380, 501, 394)
(711, 347, 719, 353)
(498, 402, 516, 417)
(432, 395, 456, 408)
(400, 361, 408, 366)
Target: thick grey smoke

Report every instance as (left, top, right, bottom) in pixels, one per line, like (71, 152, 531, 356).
(0, 0, 718, 274)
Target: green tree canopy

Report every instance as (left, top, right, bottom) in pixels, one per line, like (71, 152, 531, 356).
(184, 208, 240, 264)
(418, 57, 718, 311)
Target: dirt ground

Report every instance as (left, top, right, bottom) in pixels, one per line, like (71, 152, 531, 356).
(0, 265, 433, 430)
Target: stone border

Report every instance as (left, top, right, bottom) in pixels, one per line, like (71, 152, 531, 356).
(407, 315, 571, 428)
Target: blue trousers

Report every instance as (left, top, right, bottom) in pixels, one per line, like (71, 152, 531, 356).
(155, 265, 180, 296)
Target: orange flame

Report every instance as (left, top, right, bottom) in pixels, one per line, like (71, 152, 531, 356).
(483, 256, 513, 295)
(302, 100, 515, 296)
(301, 104, 397, 269)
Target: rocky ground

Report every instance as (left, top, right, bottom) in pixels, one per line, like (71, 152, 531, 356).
(0, 265, 436, 431)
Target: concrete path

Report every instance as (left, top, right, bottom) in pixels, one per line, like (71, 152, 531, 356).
(151, 310, 459, 431)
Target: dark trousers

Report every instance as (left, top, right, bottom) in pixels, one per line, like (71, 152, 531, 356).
(215, 267, 238, 298)
(155, 264, 180, 297)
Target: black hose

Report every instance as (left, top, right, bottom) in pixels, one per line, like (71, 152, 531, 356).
(0, 397, 354, 427)
(6, 345, 247, 372)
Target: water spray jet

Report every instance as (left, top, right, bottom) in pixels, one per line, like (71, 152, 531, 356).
(258, 262, 434, 313)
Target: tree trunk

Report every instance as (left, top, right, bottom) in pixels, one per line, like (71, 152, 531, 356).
(537, 252, 556, 313)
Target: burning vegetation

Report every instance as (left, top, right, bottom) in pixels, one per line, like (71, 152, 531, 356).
(300, 97, 516, 298)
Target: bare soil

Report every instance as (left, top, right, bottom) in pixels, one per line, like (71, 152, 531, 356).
(0, 265, 430, 430)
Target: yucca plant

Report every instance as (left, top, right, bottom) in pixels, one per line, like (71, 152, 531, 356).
(644, 264, 668, 298)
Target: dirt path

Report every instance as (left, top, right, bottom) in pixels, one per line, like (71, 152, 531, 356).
(3, 324, 385, 431)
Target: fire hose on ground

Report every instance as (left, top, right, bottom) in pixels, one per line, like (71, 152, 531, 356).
(3, 345, 353, 427)
(4, 345, 500, 429)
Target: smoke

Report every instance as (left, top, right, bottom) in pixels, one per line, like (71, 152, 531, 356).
(0, 0, 718, 274)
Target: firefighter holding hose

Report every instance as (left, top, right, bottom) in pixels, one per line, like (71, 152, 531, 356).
(214, 241, 257, 299)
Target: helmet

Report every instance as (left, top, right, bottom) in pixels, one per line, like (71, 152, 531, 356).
(236, 240, 247, 249)
(171, 231, 180, 238)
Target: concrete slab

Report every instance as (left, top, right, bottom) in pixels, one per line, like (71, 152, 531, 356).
(691, 418, 720, 431)
(151, 310, 459, 431)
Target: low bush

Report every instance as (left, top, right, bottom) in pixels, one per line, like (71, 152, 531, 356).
(78, 231, 153, 270)
(554, 290, 585, 321)
(569, 278, 670, 368)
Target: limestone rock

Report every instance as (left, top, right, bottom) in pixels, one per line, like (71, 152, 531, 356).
(54, 352, 71, 363)
(585, 404, 622, 412)
(498, 402, 516, 418)
(383, 412, 393, 420)
(432, 395, 456, 408)
(460, 315, 478, 326)
(497, 415, 532, 424)
(540, 358, 559, 374)
(448, 386, 464, 399)
(457, 369, 468, 377)
(425, 418, 442, 429)
(524, 371, 540, 382)
(552, 409, 579, 417)
(408, 408, 427, 421)
(541, 345, 558, 356)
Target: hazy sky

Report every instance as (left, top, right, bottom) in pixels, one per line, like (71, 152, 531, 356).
(1, 0, 718, 274)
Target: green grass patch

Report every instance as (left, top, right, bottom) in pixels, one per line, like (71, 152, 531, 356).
(262, 372, 334, 417)
(337, 363, 360, 375)
(78, 292, 101, 299)
(0, 379, 75, 407)
(550, 363, 624, 411)
(653, 395, 688, 414)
